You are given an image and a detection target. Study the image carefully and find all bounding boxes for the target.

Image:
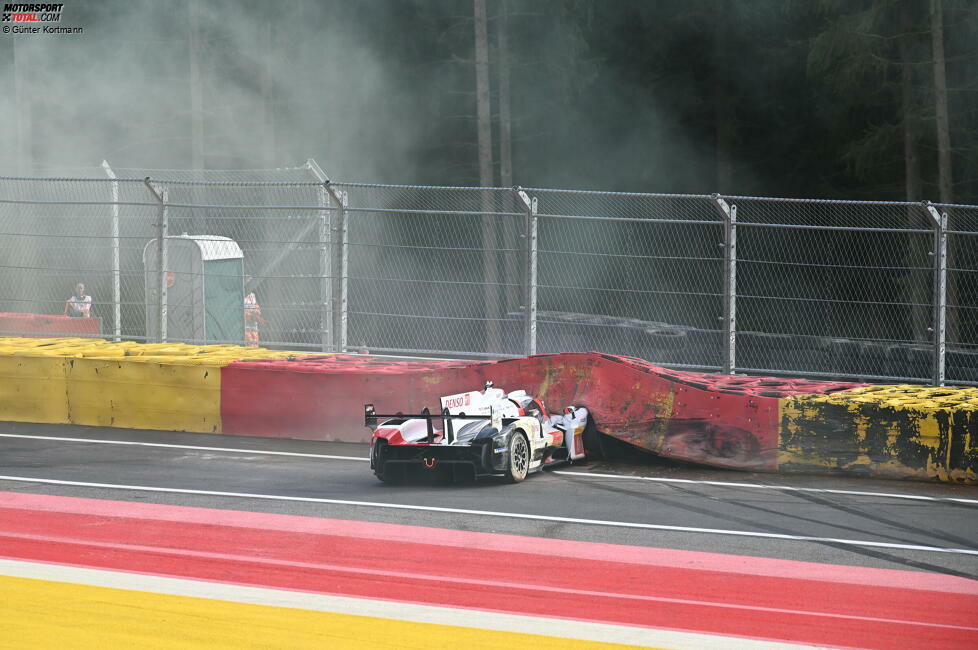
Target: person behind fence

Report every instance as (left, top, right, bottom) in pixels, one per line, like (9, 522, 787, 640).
(243, 276, 266, 346)
(64, 282, 92, 318)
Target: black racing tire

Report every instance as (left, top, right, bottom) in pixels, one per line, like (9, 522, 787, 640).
(596, 430, 633, 461)
(506, 432, 530, 483)
(580, 413, 603, 460)
(371, 439, 387, 482)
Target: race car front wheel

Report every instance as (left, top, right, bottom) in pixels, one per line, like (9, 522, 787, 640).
(507, 432, 529, 483)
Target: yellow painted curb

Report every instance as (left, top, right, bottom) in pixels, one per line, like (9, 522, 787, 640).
(0, 575, 645, 650)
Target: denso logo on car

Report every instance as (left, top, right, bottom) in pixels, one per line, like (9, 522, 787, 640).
(441, 391, 477, 410)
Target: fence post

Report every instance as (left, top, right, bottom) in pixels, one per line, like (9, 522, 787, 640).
(143, 178, 168, 343)
(337, 190, 349, 353)
(514, 187, 537, 355)
(924, 202, 947, 386)
(319, 183, 333, 353)
(323, 185, 348, 354)
(306, 160, 335, 352)
(102, 160, 121, 341)
(712, 195, 737, 374)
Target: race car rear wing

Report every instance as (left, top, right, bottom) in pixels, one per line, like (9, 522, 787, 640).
(364, 404, 493, 445)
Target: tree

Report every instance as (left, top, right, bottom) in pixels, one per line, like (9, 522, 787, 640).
(497, 0, 514, 189)
(713, 0, 734, 193)
(930, 0, 953, 204)
(189, 0, 204, 170)
(13, 37, 33, 174)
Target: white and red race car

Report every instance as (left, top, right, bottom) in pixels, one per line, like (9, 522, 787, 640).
(365, 382, 588, 483)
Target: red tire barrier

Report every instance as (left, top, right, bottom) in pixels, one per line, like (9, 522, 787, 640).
(0, 313, 101, 337)
(221, 352, 864, 473)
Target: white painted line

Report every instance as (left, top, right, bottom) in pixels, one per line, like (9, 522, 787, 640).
(1, 475, 975, 556)
(0, 433, 368, 462)
(0, 558, 811, 649)
(5, 433, 968, 505)
(554, 470, 978, 505)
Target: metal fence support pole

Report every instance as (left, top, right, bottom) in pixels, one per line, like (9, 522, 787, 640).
(712, 195, 737, 374)
(320, 186, 333, 352)
(924, 202, 947, 386)
(143, 178, 168, 343)
(306, 159, 334, 352)
(102, 160, 121, 341)
(159, 187, 169, 343)
(338, 190, 349, 353)
(514, 187, 537, 355)
(324, 185, 348, 354)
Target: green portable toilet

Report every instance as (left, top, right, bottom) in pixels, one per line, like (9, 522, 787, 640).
(144, 234, 245, 344)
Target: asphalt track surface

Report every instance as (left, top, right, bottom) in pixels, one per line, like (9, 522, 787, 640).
(1, 421, 976, 581)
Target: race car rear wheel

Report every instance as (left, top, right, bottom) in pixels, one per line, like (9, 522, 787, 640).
(507, 432, 529, 483)
(371, 439, 387, 482)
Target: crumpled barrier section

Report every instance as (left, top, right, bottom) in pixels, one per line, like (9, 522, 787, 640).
(223, 352, 974, 481)
(0, 312, 101, 337)
(221, 352, 863, 473)
(649, 365, 862, 398)
(0, 337, 319, 433)
(780, 385, 978, 483)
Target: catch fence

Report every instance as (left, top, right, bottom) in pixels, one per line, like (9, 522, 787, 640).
(0, 161, 975, 385)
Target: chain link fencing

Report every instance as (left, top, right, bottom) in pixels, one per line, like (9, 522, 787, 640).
(528, 189, 726, 369)
(339, 184, 528, 357)
(732, 197, 938, 381)
(944, 203, 978, 383)
(0, 164, 974, 385)
(0, 175, 157, 340)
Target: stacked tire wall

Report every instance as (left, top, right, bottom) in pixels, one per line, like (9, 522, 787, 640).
(1, 337, 974, 483)
(781, 385, 978, 482)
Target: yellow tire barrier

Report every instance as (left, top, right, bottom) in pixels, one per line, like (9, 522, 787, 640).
(780, 385, 978, 483)
(0, 353, 70, 424)
(0, 337, 315, 434)
(66, 357, 223, 432)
